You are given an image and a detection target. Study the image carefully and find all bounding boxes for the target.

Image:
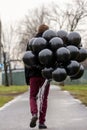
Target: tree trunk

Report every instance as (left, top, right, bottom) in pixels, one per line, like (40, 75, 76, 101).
(3, 52, 9, 86)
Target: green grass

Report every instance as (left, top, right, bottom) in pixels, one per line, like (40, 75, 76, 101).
(0, 85, 28, 107)
(0, 85, 28, 94)
(61, 84, 87, 106)
(0, 96, 13, 107)
(1, 84, 87, 107)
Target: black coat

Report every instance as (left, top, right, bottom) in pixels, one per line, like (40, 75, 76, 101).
(24, 32, 43, 85)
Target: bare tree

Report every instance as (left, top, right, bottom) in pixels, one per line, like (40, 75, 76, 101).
(17, 0, 87, 60)
(17, 5, 52, 54)
(48, 0, 87, 32)
(2, 24, 21, 86)
(65, 0, 87, 31)
(47, 3, 68, 30)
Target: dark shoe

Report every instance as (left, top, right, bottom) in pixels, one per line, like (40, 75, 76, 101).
(39, 124, 47, 129)
(30, 114, 38, 128)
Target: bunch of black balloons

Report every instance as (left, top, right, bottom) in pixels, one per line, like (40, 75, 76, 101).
(23, 29, 87, 82)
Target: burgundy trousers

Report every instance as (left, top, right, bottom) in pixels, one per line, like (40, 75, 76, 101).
(29, 77, 50, 124)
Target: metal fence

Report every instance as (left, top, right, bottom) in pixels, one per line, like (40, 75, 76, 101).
(2, 69, 26, 85)
(2, 69, 87, 85)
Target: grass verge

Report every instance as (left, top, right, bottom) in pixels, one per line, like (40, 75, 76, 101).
(0, 96, 13, 107)
(0, 85, 28, 107)
(61, 84, 87, 106)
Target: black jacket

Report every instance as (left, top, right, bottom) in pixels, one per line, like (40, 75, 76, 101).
(24, 32, 43, 85)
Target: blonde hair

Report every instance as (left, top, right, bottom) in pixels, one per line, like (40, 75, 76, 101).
(37, 24, 49, 33)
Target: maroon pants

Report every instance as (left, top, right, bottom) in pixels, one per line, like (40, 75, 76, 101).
(29, 77, 50, 124)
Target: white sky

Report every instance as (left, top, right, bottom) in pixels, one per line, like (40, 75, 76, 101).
(0, 0, 71, 26)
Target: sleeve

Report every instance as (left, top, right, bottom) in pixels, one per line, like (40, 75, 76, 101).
(26, 43, 30, 51)
(24, 66, 30, 85)
(24, 43, 30, 85)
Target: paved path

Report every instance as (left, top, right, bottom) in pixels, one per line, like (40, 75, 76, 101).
(0, 85, 87, 130)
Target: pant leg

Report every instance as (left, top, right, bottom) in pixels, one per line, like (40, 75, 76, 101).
(39, 80, 50, 124)
(30, 77, 41, 115)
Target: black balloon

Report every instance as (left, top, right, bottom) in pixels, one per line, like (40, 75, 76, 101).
(23, 29, 86, 82)
(66, 45, 79, 60)
(78, 43, 82, 48)
(76, 47, 87, 62)
(52, 67, 67, 82)
(56, 47, 70, 63)
(66, 60, 80, 76)
(67, 32, 81, 46)
(57, 30, 68, 44)
(42, 67, 54, 79)
(38, 49, 53, 66)
(42, 29, 57, 41)
(28, 38, 36, 51)
(32, 37, 47, 53)
(70, 64, 84, 80)
(23, 51, 37, 67)
(49, 37, 63, 51)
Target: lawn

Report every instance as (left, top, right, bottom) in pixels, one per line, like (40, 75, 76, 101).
(0, 85, 28, 107)
(61, 84, 87, 106)
(1, 84, 87, 107)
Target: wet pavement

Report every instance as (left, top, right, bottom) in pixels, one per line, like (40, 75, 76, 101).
(0, 85, 87, 130)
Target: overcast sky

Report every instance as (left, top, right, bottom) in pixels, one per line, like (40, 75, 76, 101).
(0, 0, 71, 26)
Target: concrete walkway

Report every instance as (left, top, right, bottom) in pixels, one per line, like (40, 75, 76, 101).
(0, 85, 87, 130)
